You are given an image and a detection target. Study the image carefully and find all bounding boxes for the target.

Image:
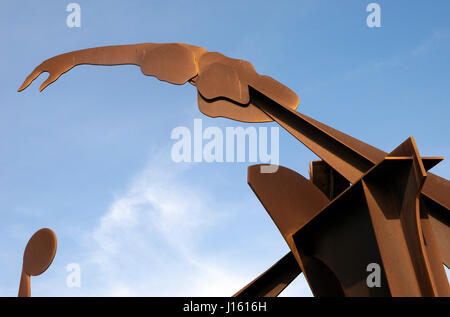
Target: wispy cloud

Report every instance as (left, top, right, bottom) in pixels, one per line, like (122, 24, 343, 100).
(412, 28, 450, 56)
(79, 154, 246, 296)
(302, 28, 450, 94)
(52, 148, 308, 297)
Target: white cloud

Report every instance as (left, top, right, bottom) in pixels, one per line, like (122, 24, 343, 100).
(412, 29, 450, 56)
(80, 154, 263, 296)
(23, 147, 311, 297)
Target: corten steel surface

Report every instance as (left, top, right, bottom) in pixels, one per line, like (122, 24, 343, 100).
(18, 228, 57, 297)
(18, 43, 450, 297)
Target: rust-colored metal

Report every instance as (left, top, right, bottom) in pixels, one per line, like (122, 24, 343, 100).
(309, 160, 350, 200)
(233, 252, 301, 297)
(18, 228, 57, 297)
(18, 43, 449, 297)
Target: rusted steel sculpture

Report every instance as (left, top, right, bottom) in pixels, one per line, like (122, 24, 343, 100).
(18, 43, 449, 297)
(18, 228, 57, 297)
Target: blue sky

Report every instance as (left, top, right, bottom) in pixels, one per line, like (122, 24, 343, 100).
(0, 1, 449, 296)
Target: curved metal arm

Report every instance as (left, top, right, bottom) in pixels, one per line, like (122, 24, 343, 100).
(18, 43, 207, 91)
(17, 43, 300, 123)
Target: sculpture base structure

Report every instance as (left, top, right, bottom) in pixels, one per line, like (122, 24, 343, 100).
(238, 137, 449, 297)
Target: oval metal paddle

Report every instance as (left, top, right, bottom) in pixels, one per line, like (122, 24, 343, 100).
(18, 228, 57, 297)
